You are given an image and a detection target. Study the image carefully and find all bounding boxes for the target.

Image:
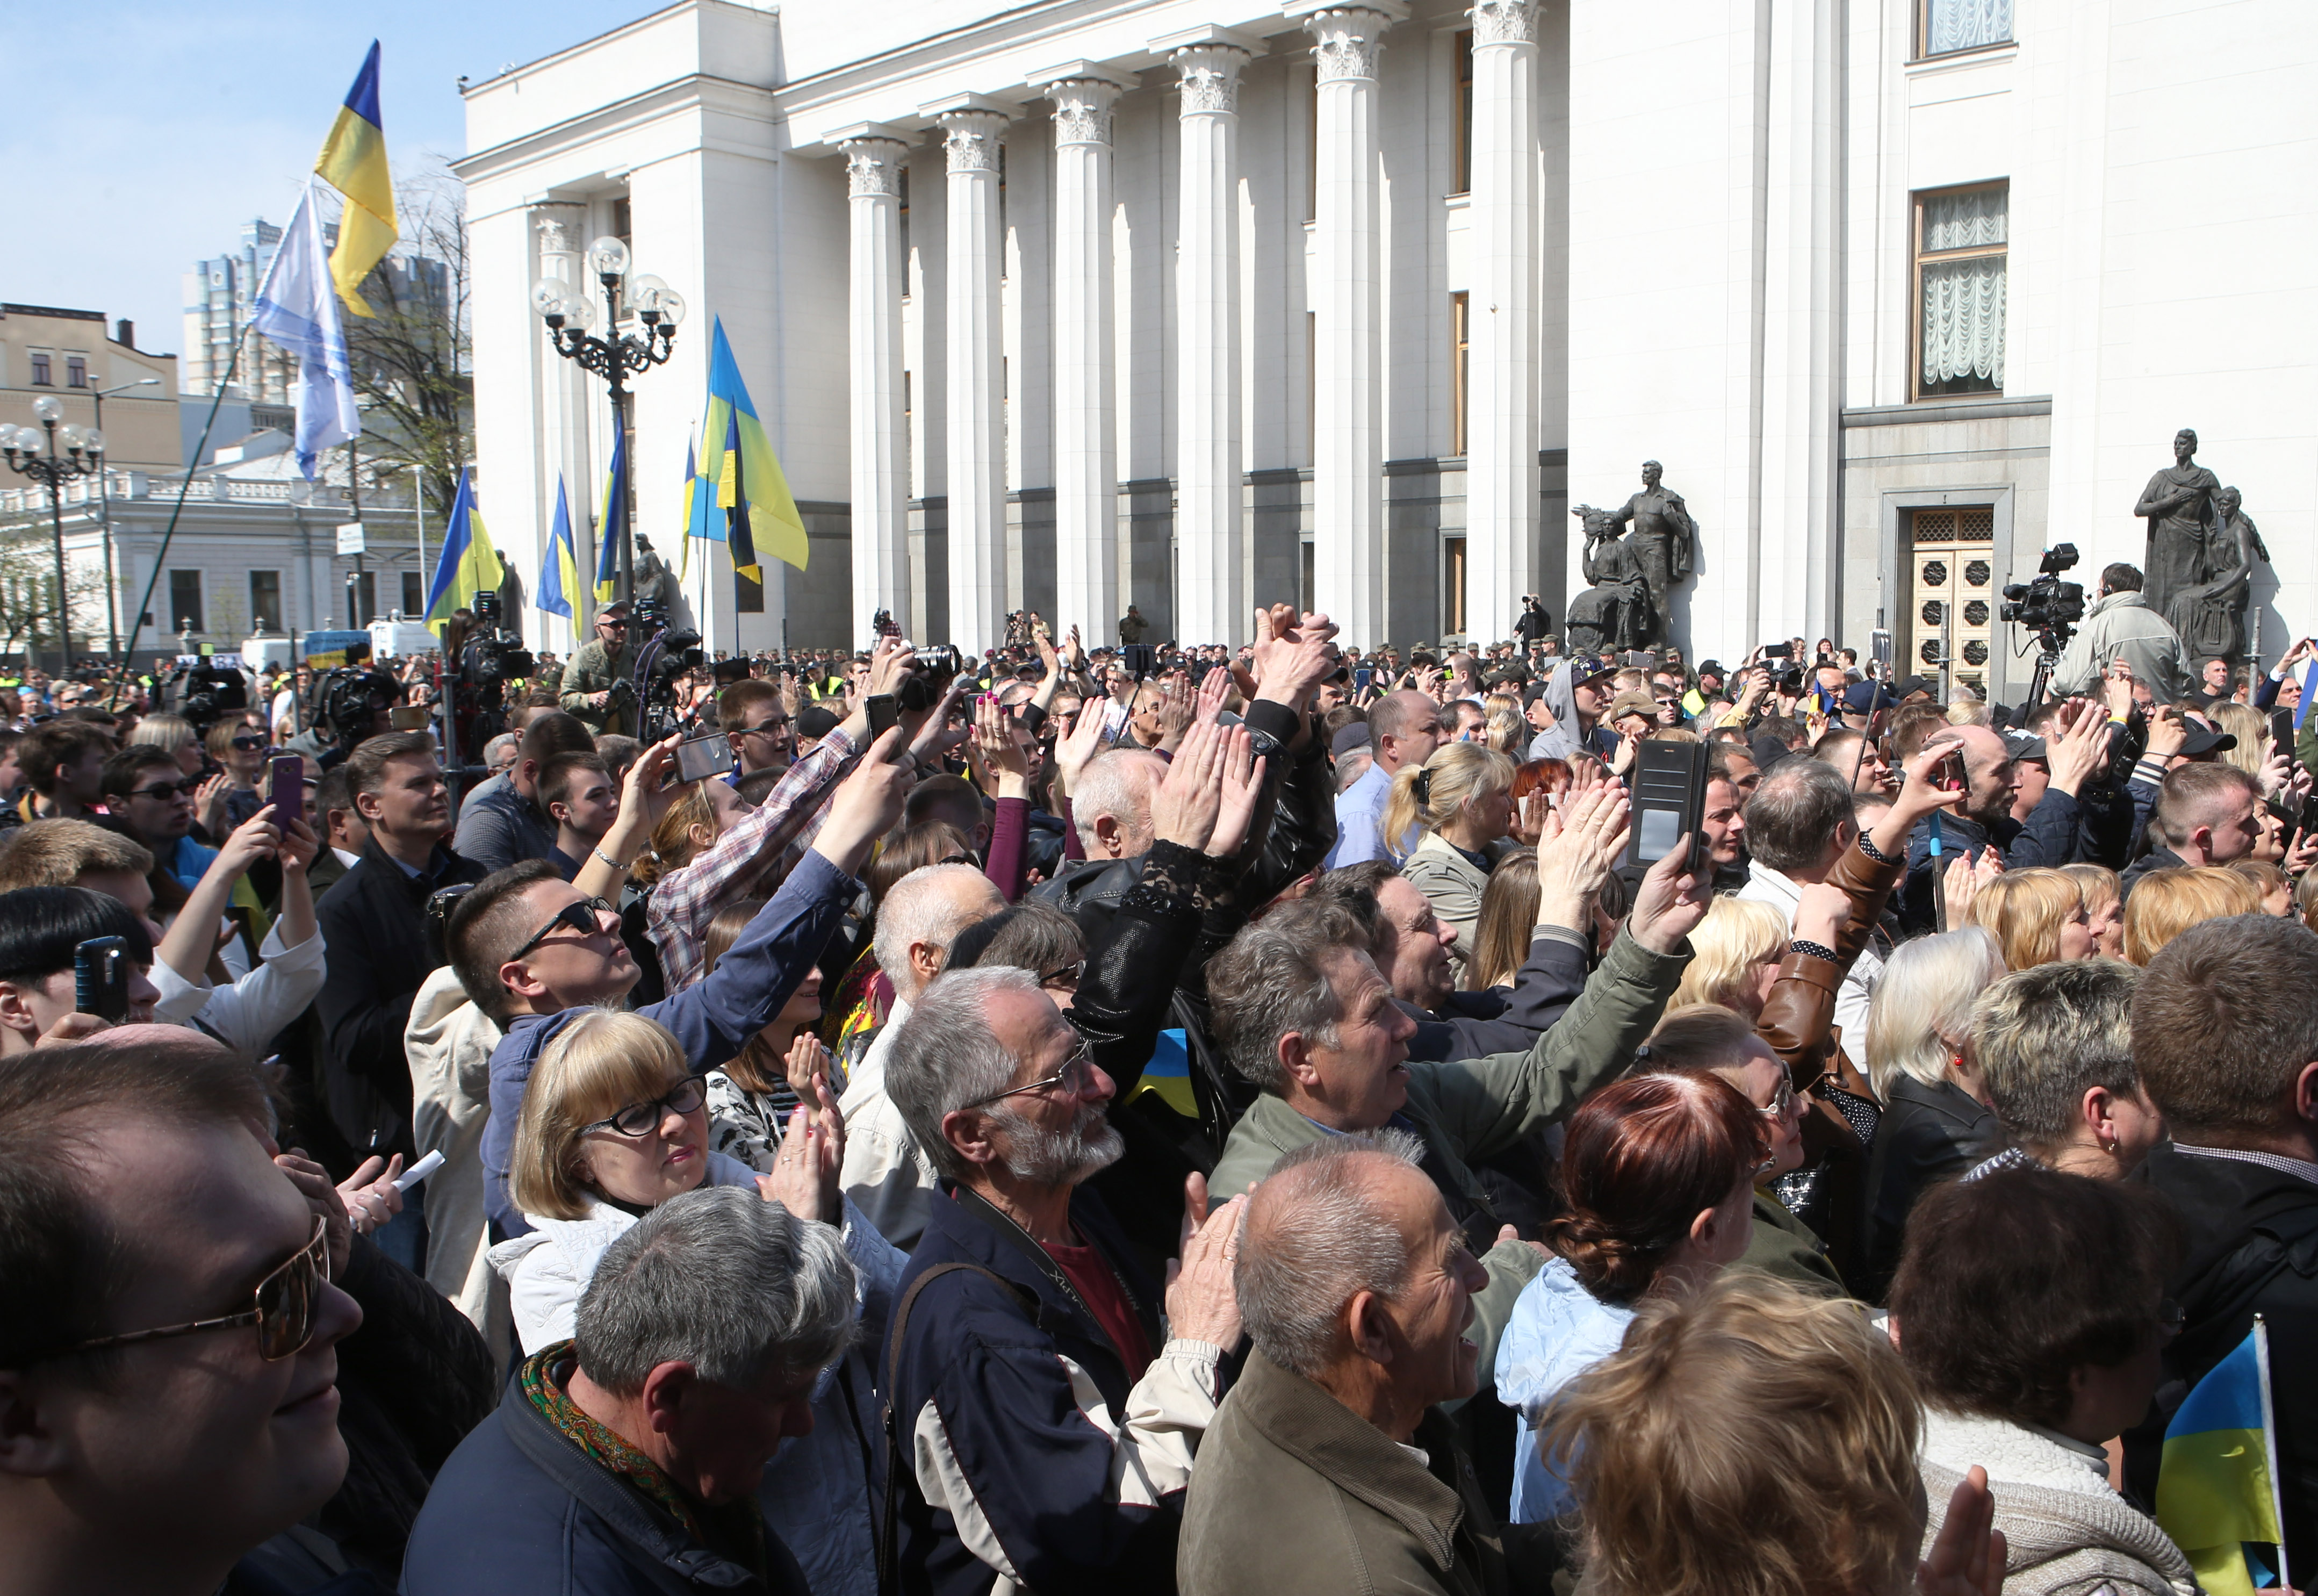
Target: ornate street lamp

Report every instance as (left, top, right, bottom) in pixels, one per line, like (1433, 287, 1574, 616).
(530, 235, 685, 607)
(2, 395, 103, 676)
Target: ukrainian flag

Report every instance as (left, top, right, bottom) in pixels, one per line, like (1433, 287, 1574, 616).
(424, 469, 503, 638)
(595, 411, 627, 602)
(1126, 1029, 1201, 1120)
(314, 41, 397, 318)
(2157, 1319, 2288, 1596)
(690, 317, 807, 580)
(539, 476, 580, 642)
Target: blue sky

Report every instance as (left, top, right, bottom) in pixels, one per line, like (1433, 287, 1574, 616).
(5, 3, 652, 357)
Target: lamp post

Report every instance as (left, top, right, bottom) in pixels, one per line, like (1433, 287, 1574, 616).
(92, 376, 160, 665)
(2, 396, 103, 677)
(530, 236, 684, 609)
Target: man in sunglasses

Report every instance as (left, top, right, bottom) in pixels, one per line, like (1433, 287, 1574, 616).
(453, 727, 913, 1244)
(100, 745, 218, 891)
(559, 599, 640, 737)
(0, 1032, 366, 1596)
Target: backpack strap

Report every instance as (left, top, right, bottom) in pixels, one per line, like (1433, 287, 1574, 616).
(878, 1261, 1033, 1596)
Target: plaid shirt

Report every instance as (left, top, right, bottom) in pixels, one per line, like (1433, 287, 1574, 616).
(646, 725, 860, 992)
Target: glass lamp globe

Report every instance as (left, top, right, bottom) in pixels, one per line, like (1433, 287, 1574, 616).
(0, 425, 21, 452)
(628, 273, 670, 311)
(529, 277, 571, 319)
(585, 235, 631, 279)
(654, 289, 687, 326)
(31, 396, 63, 423)
(562, 294, 598, 331)
(81, 428, 105, 455)
(57, 425, 83, 451)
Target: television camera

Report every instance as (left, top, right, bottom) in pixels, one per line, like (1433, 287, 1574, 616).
(2003, 544, 2087, 705)
(630, 596, 706, 741)
(158, 660, 250, 734)
(451, 589, 536, 745)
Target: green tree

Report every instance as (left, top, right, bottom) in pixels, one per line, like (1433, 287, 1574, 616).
(343, 162, 472, 524)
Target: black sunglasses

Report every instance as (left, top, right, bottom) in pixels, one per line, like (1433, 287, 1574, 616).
(515, 896, 614, 957)
(229, 736, 267, 752)
(128, 777, 200, 802)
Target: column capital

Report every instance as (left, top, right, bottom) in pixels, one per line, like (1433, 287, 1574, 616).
(529, 202, 585, 257)
(925, 97, 1012, 174)
(826, 124, 914, 198)
(1286, 3, 1408, 84)
(1469, 0, 1540, 47)
(1028, 63, 1134, 148)
(1158, 29, 1260, 116)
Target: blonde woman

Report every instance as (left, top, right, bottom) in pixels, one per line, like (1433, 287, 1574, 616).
(126, 711, 206, 779)
(1668, 896, 1788, 1017)
(2060, 861, 2124, 957)
(1384, 741, 1518, 972)
(489, 1007, 902, 1596)
(1859, 926, 2007, 1300)
(1963, 867, 2094, 969)
(2120, 865, 2262, 965)
(2211, 700, 2270, 782)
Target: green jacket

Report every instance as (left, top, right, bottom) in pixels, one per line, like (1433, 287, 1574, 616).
(1741, 1188, 1846, 1299)
(1211, 928, 1693, 1391)
(559, 638, 637, 735)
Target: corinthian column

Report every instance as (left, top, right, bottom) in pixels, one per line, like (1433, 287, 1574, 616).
(930, 97, 1012, 655)
(830, 125, 912, 642)
(1030, 66, 1132, 643)
(1294, 2, 1405, 646)
(1465, 0, 1540, 646)
(1160, 27, 1259, 650)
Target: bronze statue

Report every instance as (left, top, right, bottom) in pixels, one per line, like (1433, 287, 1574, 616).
(2165, 486, 2267, 667)
(2134, 429, 2222, 617)
(1565, 505, 1652, 656)
(1603, 460, 1696, 643)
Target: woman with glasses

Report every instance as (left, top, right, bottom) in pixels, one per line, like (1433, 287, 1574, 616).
(492, 1007, 903, 1596)
(1891, 1167, 2197, 1593)
(1497, 1070, 1768, 1525)
(199, 718, 271, 837)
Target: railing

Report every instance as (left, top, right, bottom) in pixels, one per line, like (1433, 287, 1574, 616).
(0, 471, 416, 516)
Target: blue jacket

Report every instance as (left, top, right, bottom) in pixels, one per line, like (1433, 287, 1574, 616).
(399, 1369, 809, 1596)
(883, 1185, 1224, 1596)
(482, 849, 858, 1240)
(1898, 789, 2081, 935)
(1495, 1255, 1634, 1524)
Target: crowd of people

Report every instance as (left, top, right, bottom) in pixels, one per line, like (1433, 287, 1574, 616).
(2, 571, 2314, 1596)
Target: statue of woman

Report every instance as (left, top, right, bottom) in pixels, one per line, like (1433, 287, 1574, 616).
(2165, 486, 2266, 666)
(1565, 505, 1652, 655)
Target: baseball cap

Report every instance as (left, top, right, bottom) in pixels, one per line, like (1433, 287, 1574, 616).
(2002, 728, 2049, 761)
(1891, 674, 1937, 702)
(1604, 691, 1659, 725)
(2175, 719, 2238, 758)
(1565, 654, 1617, 686)
(795, 705, 841, 741)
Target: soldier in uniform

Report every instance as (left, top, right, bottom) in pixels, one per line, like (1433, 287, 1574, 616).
(1604, 459, 1698, 645)
(559, 599, 638, 736)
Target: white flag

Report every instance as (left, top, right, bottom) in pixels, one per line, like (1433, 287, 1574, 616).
(250, 179, 362, 479)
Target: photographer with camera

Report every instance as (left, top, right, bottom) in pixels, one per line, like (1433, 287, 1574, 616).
(2050, 560, 2191, 704)
(558, 599, 639, 736)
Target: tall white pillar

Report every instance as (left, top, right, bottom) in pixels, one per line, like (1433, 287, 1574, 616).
(930, 98, 1012, 655)
(1465, 0, 1539, 649)
(532, 204, 591, 642)
(1296, 3, 1405, 646)
(831, 125, 912, 645)
(1161, 27, 1259, 650)
(1030, 66, 1131, 644)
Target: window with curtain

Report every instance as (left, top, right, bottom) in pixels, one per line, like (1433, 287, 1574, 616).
(1914, 184, 2006, 399)
(1920, 0, 2012, 56)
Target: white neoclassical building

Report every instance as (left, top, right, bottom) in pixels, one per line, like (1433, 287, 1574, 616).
(458, 0, 2318, 702)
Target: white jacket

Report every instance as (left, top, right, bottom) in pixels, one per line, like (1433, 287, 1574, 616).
(403, 966, 506, 1349)
(150, 916, 327, 1054)
(838, 1000, 944, 1250)
(1738, 860, 1884, 1044)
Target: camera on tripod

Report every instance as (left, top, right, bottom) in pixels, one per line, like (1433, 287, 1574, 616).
(160, 661, 249, 734)
(2000, 545, 2086, 637)
(458, 591, 536, 703)
(632, 597, 706, 739)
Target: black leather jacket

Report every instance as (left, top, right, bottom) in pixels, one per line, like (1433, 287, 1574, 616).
(1857, 1075, 1997, 1303)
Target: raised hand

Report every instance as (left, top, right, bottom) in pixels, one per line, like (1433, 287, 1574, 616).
(811, 727, 915, 875)
(1208, 727, 1266, 861)
(1050, 699, 1110, 803)
(1532, 782, 1631, 932)
(2042, 698, 2113, 798)
(2144, 702, 2189, 760)
(1194, 665, 1231, 726)
(1150, 721, 1227, 853)
(1165, 1174, 1248, 1350)
(1916, 1466, 2007, 1596)
(970, 694, 1031, 800)
(1628, 828, 1710, 953)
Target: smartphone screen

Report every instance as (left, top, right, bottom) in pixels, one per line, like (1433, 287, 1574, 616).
(269, 755, 304, 826)
(866, 693, 900, 741)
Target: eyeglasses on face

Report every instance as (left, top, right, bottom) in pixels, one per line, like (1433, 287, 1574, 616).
(739, 717, 792, 737)
(129, 777, 201, 802)
(582, 1073, 709, 1138)
(47, 1213, 329, 1363)
(1038, 959, 1084, 993)
(515, 896, 615, 958)
(229, 737, 267, 752)
(963, 1039, 1098, 1109)
(1759, 1080, 1798, 1120)
(599, 617, 630, 629)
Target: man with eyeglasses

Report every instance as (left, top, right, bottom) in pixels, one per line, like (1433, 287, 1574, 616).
(719, 677, 796, 777)
(454, 728, 913, 1244)
(879, 965, 1247, 1596)
(558, 599, 640, 737)
(0, 1030, 367, 1596)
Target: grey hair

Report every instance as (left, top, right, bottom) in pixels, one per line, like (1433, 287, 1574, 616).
(1972, 959, 2141, 1153)
(1071, 749, 1164, 854)
(1236, 1130, 1426, 1378)
(1864, 928, 2006, 1099)
(574, 1185, 856, 1396)
(883, 965, 1045, 1178)
(872, 863, 1002, 1002)
(1743, 757, 1854, 874)
(1204, 908, 1360, 1091)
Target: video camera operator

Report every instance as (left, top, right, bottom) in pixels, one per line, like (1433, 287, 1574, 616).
(559, 599, 639, 736)
(284, 664, 398, 770)
(447, 590, 535, 753)
(625, 597, 707, 743)
(2050, 559, 2190, 703)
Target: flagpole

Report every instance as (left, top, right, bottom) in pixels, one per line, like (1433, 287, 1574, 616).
(2257, 1315, 2289, 1586)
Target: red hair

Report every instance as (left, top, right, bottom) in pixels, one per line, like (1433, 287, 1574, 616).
(1550, 1072, 1768, 1304)
(1511, 758, 1571, 803)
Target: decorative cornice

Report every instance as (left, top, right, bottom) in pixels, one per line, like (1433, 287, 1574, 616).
(1042, 78, 1122, 147)
(938, 107, 1008, 174)
(1170, 41, 1251, 116)
(841, 136, 908, 198)
(1302, 7, 1396, 84)
(1470, 0, 1539, 46)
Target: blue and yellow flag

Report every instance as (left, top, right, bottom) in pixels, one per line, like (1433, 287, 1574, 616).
(595, 411, 627, 602)
(689, 317, 807, 580)
(539, 476, 580, 642)
(2157, 1320, 2288, 1596)
(314, 41, 397, 318)
(424, 469, 502, 638)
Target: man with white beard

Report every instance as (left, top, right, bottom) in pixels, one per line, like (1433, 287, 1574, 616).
(876, 966, 1248, 1596)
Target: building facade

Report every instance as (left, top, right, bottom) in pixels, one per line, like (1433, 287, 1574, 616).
(459, 0, 2318, 699)
(1, 305, 181, 474)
